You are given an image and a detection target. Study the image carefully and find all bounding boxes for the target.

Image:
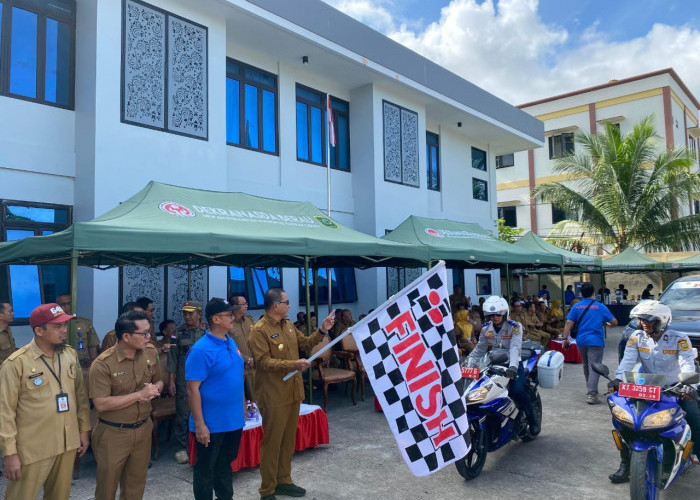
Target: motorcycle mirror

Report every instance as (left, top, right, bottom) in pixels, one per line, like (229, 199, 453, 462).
(591, 363, 610, 378)
(489, 351, 509, 365)
(678, 371, 700, 386)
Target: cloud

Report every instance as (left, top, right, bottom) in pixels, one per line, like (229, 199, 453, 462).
(323, 0, 700, 106)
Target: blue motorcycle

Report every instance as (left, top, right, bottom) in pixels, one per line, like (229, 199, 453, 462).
(455, 349, 542, 480)
(593, 363, 700, 500)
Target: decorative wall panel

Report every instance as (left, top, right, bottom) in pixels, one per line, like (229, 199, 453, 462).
(167, 267, 208, 326)
(167, 16, 208, 138)
(383, 101, 402, 183)
(120, 266, 165, 326)
(400, 108, 419, 187)
(123, 0, 166, 128)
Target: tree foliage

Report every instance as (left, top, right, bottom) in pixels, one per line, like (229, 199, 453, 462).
(533, 116, 700, 252)
(497, 218, 524, 243)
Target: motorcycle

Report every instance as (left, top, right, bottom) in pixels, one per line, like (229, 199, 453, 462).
(454, 348, 542, 480)
(592, 363, 700, 500)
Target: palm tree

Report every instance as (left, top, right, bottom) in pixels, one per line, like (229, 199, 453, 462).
(533, 116, 700, 253)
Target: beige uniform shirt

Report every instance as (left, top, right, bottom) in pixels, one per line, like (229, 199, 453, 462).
(89, 343, 161, 423)
(0, 341, 90, 464)
(101, 330, 117, 351)
(0, 326, 17, 365)
(230, 315, 255, 364)
(71, 317, 100, 368)
(249, 314, 323, 408)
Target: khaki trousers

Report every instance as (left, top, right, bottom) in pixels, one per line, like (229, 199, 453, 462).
(92, 419, 153, 500)
(258, 402, 300, 497)
(4, 448, 77, 500)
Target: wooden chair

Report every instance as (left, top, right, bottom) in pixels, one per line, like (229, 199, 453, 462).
(310, 336, 356, 411)
(151, 351, 176, 460)
(338, 333, 367, 401)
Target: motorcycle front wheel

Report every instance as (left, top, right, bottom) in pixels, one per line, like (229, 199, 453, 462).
(630, 449, 659, 500)
(455, 422, 489, 481)
(522, 389, 542, 442)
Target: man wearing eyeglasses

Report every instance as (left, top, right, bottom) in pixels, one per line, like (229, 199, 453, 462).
(168, 300, 206, 465)
(249, 289, 335, 500)
(229, 294, 256, 401)
(89, 310, 162, 500)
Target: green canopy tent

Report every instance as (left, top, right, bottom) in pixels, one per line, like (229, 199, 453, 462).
(381, 216, 563, 298)
(512, 231, 603, 305)
(602, 247, 665, 272)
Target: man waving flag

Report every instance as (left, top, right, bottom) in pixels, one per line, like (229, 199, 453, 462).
(353, 262, 469, 476)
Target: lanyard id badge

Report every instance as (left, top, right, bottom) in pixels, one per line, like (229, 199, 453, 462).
(56, 392, 70, 412)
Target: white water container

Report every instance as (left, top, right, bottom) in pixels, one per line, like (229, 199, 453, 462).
(537, 350, 565, 388)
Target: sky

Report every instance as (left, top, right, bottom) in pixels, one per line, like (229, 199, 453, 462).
(321, 0, 700, 106)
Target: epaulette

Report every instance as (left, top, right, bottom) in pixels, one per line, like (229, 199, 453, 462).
(507, 319, 517, 326)
(481, 322, 490, 328)
(6, 344, 31, 362)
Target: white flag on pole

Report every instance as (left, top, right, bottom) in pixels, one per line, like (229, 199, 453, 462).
(352, 262, 470, 476)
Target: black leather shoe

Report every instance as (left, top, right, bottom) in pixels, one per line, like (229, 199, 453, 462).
(261, 495, 277, 500)
(275, 483, 306, 497)
(609, 461, 630, 483)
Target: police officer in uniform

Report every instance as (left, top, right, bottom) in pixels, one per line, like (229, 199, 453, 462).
(229, 294, 256, 401)
(57, 294, 100, 368)
(249, 288, 335, 500)
(0, 302, 17, 365)
(468, 296, 540, 436)
(608, 300, 700, 483)
(90, 310, 162, 500)
(0, 303, 90, 500)
(167, 300, 206, 464)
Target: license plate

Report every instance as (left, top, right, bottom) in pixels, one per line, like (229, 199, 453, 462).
(461, 367, 480, 379)
(618, 383, 661, 401)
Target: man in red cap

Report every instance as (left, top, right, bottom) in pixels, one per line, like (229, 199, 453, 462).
(0, 303, 91, 500)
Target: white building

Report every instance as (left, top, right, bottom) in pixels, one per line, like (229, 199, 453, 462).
(497, 68, 700, 237)
(0, 0, 543, 342)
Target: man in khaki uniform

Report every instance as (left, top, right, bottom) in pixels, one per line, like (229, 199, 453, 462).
(101, 301, 144, 351)
(167, 300, 205, 464)
(0, 302, 17, 365)
(229, 294, 256, 401)
(249, 289, 335, 500)
(0, 303, 90, 500)
(510, 300, 550, 346)
(90, 310, 162, 500)
(57, 294, 100, 368)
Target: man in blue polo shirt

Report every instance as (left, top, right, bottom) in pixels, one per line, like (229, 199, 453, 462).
(562, 282, 617, 404)
(186, 298, 245, 500)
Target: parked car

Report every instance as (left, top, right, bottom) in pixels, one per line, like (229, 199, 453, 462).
(618, 275, 700, 361)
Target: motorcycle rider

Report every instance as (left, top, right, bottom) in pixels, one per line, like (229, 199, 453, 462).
(608, 300, 700, 483)
(468, 296, 540, 435)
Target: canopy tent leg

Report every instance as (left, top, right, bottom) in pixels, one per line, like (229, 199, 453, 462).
(560, 267, 565, 309)
(305, 257, 313, 405)
(327, 267, 333, 316)
(600, 267, 606, 303)
(505, 264, 512, 302)
(68, 250, 78, 347)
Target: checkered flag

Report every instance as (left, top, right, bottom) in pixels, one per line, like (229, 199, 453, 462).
(353, 262, 470, 476)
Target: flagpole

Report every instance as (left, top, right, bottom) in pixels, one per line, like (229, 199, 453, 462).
(326, 95, 333, 316)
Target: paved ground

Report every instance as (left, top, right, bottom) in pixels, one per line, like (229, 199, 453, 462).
(1, 327, 698, 499)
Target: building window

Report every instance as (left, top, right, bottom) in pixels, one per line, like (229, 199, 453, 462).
(296, 84, 330, 165)
(383, 100, 419, 187)
(0, 0, 75, 108)
(299, 267, 357, 305)
(551, 202, 576, 224)
(122, 0, 208, 139)
(426, 132, 440, 191)
(329, 97, 350, 171)
(472, 147, 487, 171)
(386, 267, 423, 298)
(228, 267, 281, 310)
(548, 132, 575, 159)
(452, 269, 463, 288)
(694, 200, 700, 215)
(496, 153, 514, 168)
(225, 58, 277, 154)
(498, 206, 517, 227)
(689, 136, 697, 157)
(0, 201, 72, 321)
(472, 178, 488, 201)
(476, 274, 492, 295)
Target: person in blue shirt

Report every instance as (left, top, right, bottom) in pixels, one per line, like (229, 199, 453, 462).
(186, 298, 245, 500)
(537, 285, 550, 302)
(562, 282, 617, 404)
(564, 285, 575, 305)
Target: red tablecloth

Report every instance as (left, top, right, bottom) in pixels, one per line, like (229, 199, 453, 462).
(374, 395, 382, 412)
(188, 404, 329, 471)
(548, 340, 584, 363)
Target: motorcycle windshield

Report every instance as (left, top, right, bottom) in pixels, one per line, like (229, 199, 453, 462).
(463, 353, 490, 371)
(621, 372, 667, 387)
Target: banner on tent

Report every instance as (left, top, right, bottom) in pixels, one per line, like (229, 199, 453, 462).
(352, 262, 470, 476)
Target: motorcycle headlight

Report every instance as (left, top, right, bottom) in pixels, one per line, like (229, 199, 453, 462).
(611, 405, 634, 426)
(641, 409, 675, 430)
(467, 383, 492, 402)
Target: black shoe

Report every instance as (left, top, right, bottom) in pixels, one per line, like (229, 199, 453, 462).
(609, 461, 630, 483)
(261, 495, 277, 500)
(275, 483, 306, 497)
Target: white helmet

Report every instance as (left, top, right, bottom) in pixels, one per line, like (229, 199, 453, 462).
(482, 296, 509, 318)
(630, 300, 671, 333)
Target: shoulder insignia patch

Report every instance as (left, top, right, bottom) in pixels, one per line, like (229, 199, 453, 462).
(626, 336, 638, 347)
(678, 339, 690, 351)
